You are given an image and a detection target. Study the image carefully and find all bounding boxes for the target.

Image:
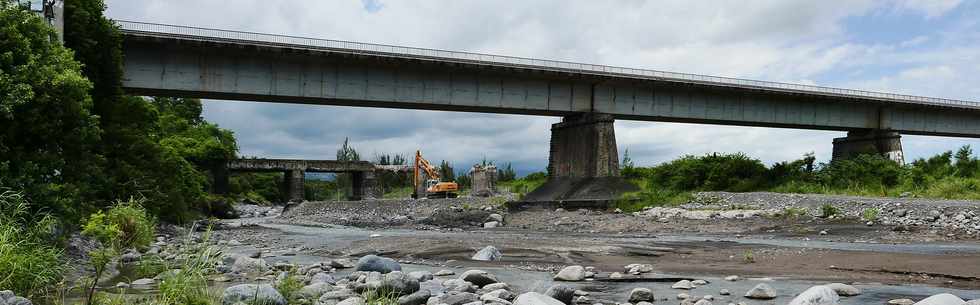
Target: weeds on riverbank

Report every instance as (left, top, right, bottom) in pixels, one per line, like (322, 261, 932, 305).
(0, 190, 65, 298)
(616, 146, 980, 211)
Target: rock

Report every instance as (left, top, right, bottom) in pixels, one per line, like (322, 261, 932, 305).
(330, 259, 356, 269)
(312, 272, 338, 284)
(627, 288, 655, 303)
(966, 300, 980, 305)
(337, 297, 365, 305)
(484, 289, 517, 301)
(5, 296, 31, 305)
(786, 285, 839, 305)
(825, 283, 861, 296)
(819, 230, 828, 235)
(744, 283, 777, 299)
(317, 290, 357, 305)
(460, 270, 498, 287)
(221, 284, 286, 305)
(513, 292, 565, 305)
(398, 289, 431, 305)
(380, 271, 421, 295)
(887, 299, 915, 305)
(131, 278, 155, 286)
(692, 279, 708, 286)
(116, 282, 131, 289)
(472, 246, 502, 261)
(913, 294, 965, 305)
(554, 265, 586, 281)
(355, 255, 401, 274)
(677, 293, 690, 299)
(298, 282, 335, 299)
(231, 256, 269, 273)
(483, 283, 511, 291)
(443, 279, 477, 293)
(693, 300, 712, 305)
(610, 272, 624, 279)
(434, 269, 456, 276)
(409, 271, 434, 282)
(426, 291, 480, 305)
(484, 221, 500, 228)
(120, 250, 142, 263)
(482, 296, 513, 305)
(672, 280, 694, 289)
(724, 275, 739, 281)
(544, 285, 575, 305)
(719, 289, 730, 295)
(488, 213, 504, 223)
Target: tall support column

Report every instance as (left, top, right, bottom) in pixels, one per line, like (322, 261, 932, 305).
(548, 113, 620, 179)
(212, 165, 229, 195)
(283, 169, 305, 202)
(350, 171, 378, 201)
(832, 129, 904, 165)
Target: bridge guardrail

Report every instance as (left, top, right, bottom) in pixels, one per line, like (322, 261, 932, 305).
(116, 20, 980, 110)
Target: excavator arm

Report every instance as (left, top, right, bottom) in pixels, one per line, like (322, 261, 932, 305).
(415, 151, 441, 180)
(413, 150, 459, 199)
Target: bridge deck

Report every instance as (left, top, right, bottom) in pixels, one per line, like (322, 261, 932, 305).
(227, 159, 375, 172)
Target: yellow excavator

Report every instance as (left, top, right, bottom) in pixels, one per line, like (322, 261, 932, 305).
(412, 150, 459, 199)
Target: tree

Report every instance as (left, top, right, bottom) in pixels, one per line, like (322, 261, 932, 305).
(498, 163, 517, 182)
(439, 160, 455, 182)
(622, 148, 634, 171)
(334, 138, 360, 198)
(0, 2, 103, 220)
(954, 145, 977, 178)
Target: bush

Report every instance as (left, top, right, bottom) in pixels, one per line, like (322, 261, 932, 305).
(820, 204, 840, 218)
(0, 190, 66, 298)
(647, 153, 767, 192)
(83, 198, 156, 251)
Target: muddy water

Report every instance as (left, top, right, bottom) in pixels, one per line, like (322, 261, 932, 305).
(247, 222, 980, 304)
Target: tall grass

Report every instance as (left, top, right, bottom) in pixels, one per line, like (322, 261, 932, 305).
(155, 224, 222, 305)
(0, 190, 65, 298)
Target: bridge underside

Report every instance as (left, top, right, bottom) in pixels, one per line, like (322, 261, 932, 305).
(121, 35, 980, 138)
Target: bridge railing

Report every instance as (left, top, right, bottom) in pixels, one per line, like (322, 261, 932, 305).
(116, 20, 980, 110)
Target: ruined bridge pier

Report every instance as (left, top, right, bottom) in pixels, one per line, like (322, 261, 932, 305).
(217, 159, 379, 202)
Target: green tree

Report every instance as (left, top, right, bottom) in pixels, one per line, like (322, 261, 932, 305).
(439, 160, 455, 182)
(0, 2, 103, 220)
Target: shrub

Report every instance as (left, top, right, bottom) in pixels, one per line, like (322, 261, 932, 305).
(0, 191, 65, 298)
(83, 198, 156, 251)
(275, 268, 305, 304)
(647, 153, 767, 192)
(820, 204, 840, 218)
(861, 208, 879, 222)
(157, 227, 221, 305)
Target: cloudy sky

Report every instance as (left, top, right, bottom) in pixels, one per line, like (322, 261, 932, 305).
(105, 0, 979, 175)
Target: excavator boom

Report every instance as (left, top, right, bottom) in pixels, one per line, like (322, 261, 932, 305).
(413, 150, 459, 199)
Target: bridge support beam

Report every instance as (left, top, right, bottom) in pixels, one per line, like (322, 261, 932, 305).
(213, 165, 229, 195)
(548, 113, 620, 178)
(283, 169, 305, 202)
(832, 130, 904, 165)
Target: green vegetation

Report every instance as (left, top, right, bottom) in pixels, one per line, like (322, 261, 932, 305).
(0, 191, 65, 298)
(155, 228, 221, 305)
(361, 289, 399, 305)
(275, 268, 305, 304)
(499, 171, 547, 199)
(619, 147, 980, 212)
(81, 199, 157, 304)
(862, 208, 880, 222)
(820, 204, 840, 218)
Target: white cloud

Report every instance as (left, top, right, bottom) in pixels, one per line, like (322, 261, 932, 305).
(890, 0, 963, 18)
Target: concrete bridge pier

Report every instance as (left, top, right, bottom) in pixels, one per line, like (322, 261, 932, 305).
(283, 169, 305, 202)
(351, 171, 379, 200)
(832, 129, 904, 165)
(548, 113, 620, 178)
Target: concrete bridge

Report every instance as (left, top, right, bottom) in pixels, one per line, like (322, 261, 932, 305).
(216, 159, 380, 202)
(115, 21, 980, 199)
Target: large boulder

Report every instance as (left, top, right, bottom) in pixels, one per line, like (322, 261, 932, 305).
(787, 285, 840, 305)
(513, 292, 565, 305)
(544, 285, 575, 305)
(825, 283, 861, 296)
(317, 289, 358, 305)
(442, 279, 477, 293)
(671, 280, 694, 290)
(380, 271, 421, 296)
(460, 270, 498, 287)
(221, 284, 286, 305)
(628, 288, 655, 303)
(472, 246, 503, 261)
(355, 255, 402, 274)
(553, 266, 586, 282)
(298, 282, 336, 299)
(913, 294, 965, 305)
(965, 300, 980, 305)
(0, 291, 31, 305)
(483, 289, 517, 301)
(397, 289, 431, 305)
(409, 271, 434, 282)
(231, 256, 269, 274)
(336, 297, 365, 305)
(744, 283, 777, 299)
(426, 291, 480, 305)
